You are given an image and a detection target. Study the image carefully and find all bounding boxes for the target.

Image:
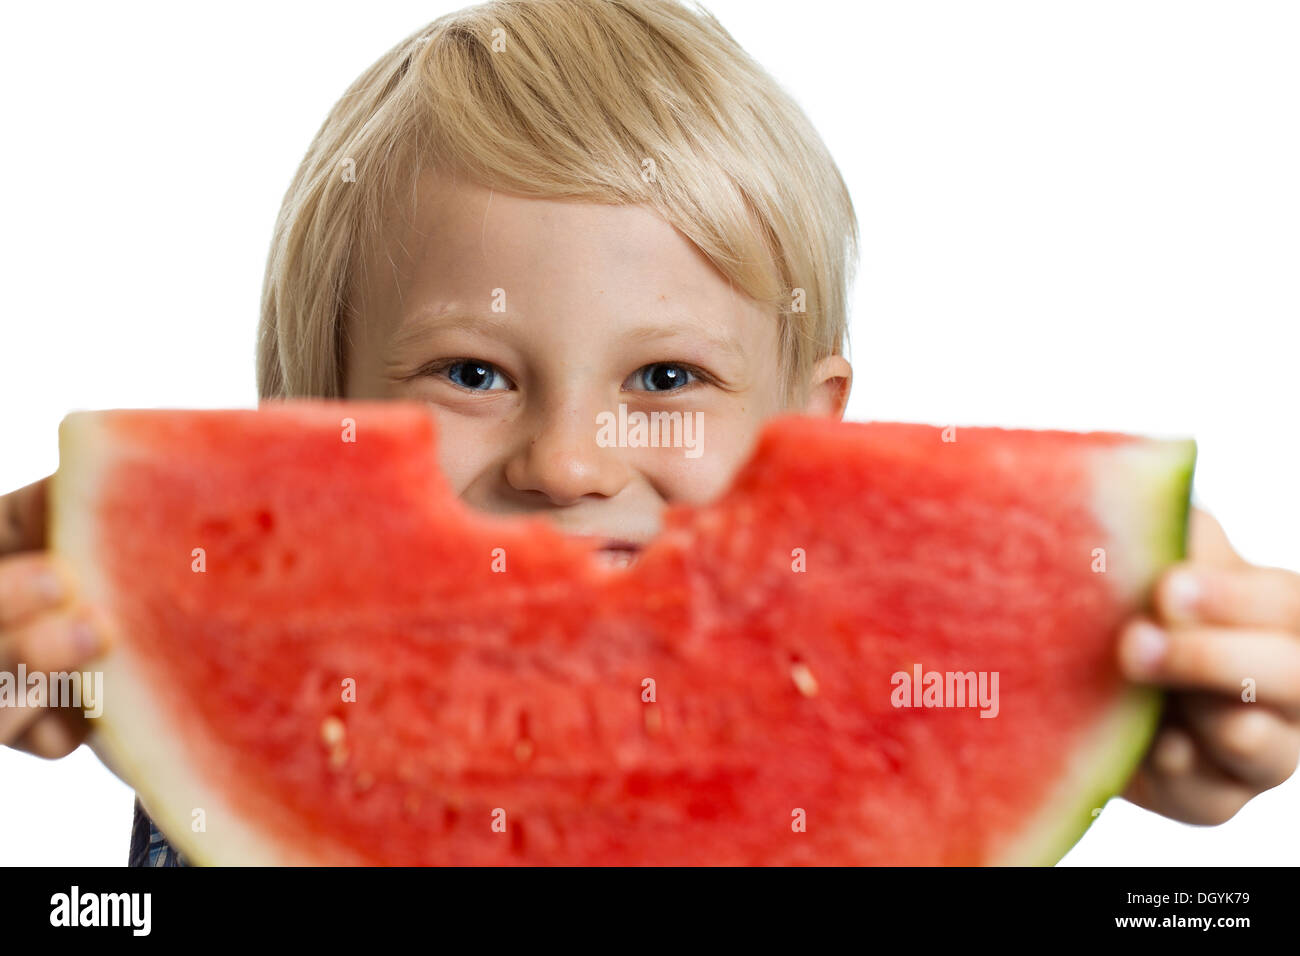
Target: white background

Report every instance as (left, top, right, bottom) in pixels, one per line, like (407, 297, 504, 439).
(1, 0, 1296, 865)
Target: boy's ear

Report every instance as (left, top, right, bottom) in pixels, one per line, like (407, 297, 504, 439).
(798, 355, 852, 420)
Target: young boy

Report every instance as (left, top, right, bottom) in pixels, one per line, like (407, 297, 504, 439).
(2, 0, 1297, 866)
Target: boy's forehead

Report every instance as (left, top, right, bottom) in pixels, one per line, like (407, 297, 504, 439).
(361, 168, 764, 335)
(391, 169, 701, 274)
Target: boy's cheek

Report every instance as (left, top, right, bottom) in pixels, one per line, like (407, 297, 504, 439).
(433, 414, 504, 499)
(621, 408, 774, 507)
(641, 442, 747, 505)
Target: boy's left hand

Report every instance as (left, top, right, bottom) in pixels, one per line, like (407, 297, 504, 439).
(1118, 507, 1300, 824)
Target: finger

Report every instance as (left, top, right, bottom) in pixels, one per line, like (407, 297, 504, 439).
(0, 696, 45, 746)
(0, 606, 105, 674)
(1123, 724, 1255, 825)
(0, 607, 111, 745)
(0, 552, 74, 627)
(1175, 693, 1300, 789)
(1118, 617, 1300, 709)
(0, 476, 50, 556)
(1156, 564, 1300, 631)
(11, 708, 90, 760)
(1187, 507, 1248, 568)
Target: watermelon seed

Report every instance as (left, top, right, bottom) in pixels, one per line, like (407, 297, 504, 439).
(328, 745, 349, 770)
(320, 716, 346, 747)
(320, 716, 349, 770)
(790, 662, 819, 697)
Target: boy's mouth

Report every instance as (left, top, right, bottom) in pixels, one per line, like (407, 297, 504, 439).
(579, 537, 644, 567)
(597, 545, 641, 567)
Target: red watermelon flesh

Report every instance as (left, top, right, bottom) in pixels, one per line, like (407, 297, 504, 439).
(50, 402, 1195, 865)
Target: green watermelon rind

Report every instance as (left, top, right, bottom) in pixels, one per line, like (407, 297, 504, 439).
(1002, 443, 1195, 866)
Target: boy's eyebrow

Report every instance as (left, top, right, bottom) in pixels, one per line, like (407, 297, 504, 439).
(389, 309, 512, 350)
(621, 322, 748, 362)
(392, 308, 748, 362)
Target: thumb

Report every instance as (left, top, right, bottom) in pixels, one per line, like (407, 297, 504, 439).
(1188, 506, 1248, 568)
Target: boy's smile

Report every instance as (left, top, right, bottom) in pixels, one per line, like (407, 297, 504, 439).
(343, 168, 850, 558)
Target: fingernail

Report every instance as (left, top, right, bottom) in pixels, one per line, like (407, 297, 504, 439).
(1125, 621, 1167, 676)
(1165, 570, 1201, 618)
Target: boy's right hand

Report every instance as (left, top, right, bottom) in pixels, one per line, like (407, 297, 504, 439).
(0, 477, 111, 758)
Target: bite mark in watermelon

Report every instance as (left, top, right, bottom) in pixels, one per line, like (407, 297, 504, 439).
(50, 403, 1195, 865)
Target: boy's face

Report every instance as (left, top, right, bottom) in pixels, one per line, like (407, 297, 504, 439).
(345, 169, 850, 562)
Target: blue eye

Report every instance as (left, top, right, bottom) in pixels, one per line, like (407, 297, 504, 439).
(446, 360, 509, 391)
(631, 363, 696, 392)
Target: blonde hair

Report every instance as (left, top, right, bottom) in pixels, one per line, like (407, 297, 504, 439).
(258, 0, 858, 404)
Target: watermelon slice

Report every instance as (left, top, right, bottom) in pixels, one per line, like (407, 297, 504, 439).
(50, 402, 1194, 865)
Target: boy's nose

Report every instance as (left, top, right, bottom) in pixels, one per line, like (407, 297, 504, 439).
(503, 406, 631, 506)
